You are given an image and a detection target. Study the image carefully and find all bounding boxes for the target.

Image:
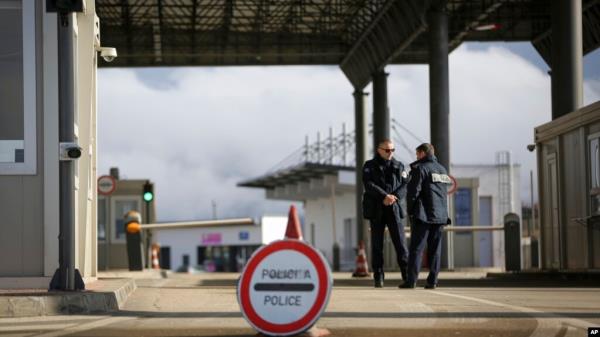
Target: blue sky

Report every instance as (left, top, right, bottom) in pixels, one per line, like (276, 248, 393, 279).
(97, 42, 600, 222)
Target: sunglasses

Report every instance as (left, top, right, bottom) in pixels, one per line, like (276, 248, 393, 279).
(379, 148, 395, 153)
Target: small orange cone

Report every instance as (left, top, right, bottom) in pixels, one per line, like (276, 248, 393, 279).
(279, 205, 330, 337)
(352, 240, 370, 277)
(151, 243, 160, 269)
(284, 205, 303, 240)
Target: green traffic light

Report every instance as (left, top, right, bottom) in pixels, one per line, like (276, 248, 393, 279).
(143, 192, 154, 202)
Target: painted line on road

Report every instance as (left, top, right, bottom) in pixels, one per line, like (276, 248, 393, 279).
(429, 290, 593, 337)
(0, 323, 77, 332)
(30, 316, 133, 337)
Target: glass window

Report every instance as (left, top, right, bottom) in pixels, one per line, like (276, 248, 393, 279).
(0, 1, 36, 174)
(0, 3, 24, 163)
(114, 199, 139, 241)
(454, 188, 472, 227)
(590, 138, 599, 189)
(98, 198, 106, 240)
(590, 137, 600, 215)
(197, 246, 205, 266)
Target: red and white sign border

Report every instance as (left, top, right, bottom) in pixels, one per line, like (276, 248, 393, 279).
(447, 174, 458, 195)
(97, 175, 116, 196)
(237, 240, 333, 336)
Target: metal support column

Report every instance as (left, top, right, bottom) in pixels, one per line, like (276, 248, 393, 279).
(428, 5, 450, 170)
(354, 89, 368, 246)
(428, 4, 453, 270)
(551, 0, 583, 120)
(372, 70, 390, 148)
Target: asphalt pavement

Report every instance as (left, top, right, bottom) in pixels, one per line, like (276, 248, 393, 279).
(1, 271, 599, 337)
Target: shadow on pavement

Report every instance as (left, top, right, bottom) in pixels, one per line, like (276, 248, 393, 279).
(64, 328, 537, 337)
(137, 286, 234, 290)
(70, 328, 256, 337)
(114, 311, 243, 318)
(112, 310, 600, 320)
(195, 277, 600, 288)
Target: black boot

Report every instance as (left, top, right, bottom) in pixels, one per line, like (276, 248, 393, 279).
(374, 270, 384, 288)
(399, 282, 415, 289)
(400, 267, 407, 282)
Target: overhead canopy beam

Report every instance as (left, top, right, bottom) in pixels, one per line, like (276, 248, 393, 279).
(340, 0, 428, 89)
(121, 0, 131, 65)
(190, 0, 197, 63)
(532, 0, 600, 66)
(447, 0, 507, 51)
(96, 0, 600, 68)
(154, 0, 164, 63)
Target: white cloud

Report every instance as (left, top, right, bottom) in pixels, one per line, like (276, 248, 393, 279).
(98, 66, 355, 221)
(98, 44, 600, 221)
(382, 45, 550, 204)
(386, 44, 599, 204)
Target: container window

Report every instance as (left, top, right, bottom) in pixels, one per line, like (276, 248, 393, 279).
(0, 1, 36, 174)
(590, 137, 600, 215)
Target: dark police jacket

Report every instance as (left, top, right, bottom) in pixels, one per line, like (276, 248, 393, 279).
(362, 155, 407, 224)
(407, 155, 451, 225)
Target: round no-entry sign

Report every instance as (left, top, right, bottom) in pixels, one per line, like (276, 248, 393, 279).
(237, 240, 333, 336)
(97, 175, 116, 196)
(447, 174, 458, 195)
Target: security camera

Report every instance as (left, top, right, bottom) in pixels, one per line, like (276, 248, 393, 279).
(97, 47, 117, 62)
(526, 144, 536, 152)
(59, 142, 83, 161)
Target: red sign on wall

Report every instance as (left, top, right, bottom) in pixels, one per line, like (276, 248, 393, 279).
(201, 233, 222, 245)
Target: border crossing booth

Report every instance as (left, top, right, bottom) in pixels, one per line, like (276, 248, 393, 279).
(0, 0, 99, 288)
(97, 168, 156, 270)
(535, 101, 600, 271)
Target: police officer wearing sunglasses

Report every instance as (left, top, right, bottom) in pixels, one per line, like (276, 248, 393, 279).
(362, 139, 408, 287)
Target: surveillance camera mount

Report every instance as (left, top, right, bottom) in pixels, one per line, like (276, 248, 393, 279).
(96, 47, 117, 62)
(59, 142, 82, 161)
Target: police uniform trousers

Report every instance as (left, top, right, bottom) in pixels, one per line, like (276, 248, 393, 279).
(406, 219, 444, 286)
(370, 208, 408, 276)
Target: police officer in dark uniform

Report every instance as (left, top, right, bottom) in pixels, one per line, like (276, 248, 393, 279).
(400, 143, 451, 289)
(362, 139, 408, 288)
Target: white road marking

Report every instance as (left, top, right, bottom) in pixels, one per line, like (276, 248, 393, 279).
(1, 333, 36, 337)
(430, 290, 593, 337)
(30, 317, 133, 337)
(0, 323, 77, 332)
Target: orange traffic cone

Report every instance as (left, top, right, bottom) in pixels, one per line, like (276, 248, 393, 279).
(352, 240, 370, 277)
(280, 206, 330, 337)
(284, 205, 303, 240)
(151, 243, 160, 270)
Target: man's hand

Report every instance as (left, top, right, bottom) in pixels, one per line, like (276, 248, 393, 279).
(383, 194, 397, 206)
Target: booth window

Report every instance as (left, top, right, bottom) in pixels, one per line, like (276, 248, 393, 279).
(0, 1, 36, 175)
(113, 198, 140, 242)
(590, 136, 600, 215)
(98, 198, 107, 240)
(454, 188, 472, 228)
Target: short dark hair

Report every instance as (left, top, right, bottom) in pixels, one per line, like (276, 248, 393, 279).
(378, 139, 393, 147)
(416, 143, 435, 156)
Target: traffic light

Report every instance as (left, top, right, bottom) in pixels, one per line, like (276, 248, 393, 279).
(143, 181, 154, 202)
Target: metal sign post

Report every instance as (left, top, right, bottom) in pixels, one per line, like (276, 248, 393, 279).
(98, 175, 116, 270)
